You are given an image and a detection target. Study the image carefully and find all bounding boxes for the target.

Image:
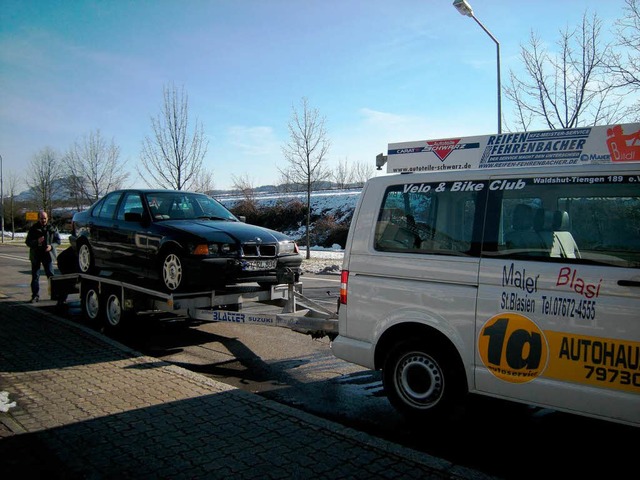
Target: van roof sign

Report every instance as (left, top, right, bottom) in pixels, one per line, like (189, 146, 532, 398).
(386, 123, 640, 174)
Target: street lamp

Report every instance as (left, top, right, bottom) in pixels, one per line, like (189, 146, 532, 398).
(453, 0, 502, 134)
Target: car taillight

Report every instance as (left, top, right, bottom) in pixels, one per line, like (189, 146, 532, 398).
(340, 269, 348, 305)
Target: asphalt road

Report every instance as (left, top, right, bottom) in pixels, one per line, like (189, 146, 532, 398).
(0, 243, 636, 479)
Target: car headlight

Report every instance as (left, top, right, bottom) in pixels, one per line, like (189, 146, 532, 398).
(192, 243, 235, 256)
(279, 240, 298, 255)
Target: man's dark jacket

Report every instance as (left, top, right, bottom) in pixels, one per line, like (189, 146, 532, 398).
(25, 221, 61, 263)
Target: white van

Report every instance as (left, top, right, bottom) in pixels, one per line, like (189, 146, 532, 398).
(332, 123, 640, 427)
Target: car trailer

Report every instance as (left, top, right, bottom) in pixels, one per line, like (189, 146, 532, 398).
(49, 271, 338, 340)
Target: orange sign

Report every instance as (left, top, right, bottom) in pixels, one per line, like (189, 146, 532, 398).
(25, 211, 38, 221)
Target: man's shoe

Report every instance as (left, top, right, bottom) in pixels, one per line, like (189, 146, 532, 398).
(30, 295, 39, 303)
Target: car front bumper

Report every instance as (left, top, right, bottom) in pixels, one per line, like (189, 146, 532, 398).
(183, 254, 302, 288)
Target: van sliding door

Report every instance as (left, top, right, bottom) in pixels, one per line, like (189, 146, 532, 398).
(476, 171, 640, 425)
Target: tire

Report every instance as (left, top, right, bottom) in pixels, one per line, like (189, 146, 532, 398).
(160, 250, 184, 292)
(104, 290, 124, 329)
(382, 339, 466, 421)
(81, 283, 101, 323)
(78, 242, 95, 274)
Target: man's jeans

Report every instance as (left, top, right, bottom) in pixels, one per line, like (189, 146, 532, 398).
(31, 257, 54, 298)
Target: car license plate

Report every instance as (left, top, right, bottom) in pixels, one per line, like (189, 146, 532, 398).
(243, 259, 277, 271)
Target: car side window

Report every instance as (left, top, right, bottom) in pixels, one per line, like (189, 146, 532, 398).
(117, 192, 144, 220)
(95, 192, 121, 220)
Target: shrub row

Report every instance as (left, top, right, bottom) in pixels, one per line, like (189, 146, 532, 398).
(229, 199, 352, 249)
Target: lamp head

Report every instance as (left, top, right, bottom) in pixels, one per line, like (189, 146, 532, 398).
(375, 153, 387, 171)
(453, 0, 474, 17)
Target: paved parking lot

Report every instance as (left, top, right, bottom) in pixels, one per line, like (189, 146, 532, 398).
(0, 297, 494, 479)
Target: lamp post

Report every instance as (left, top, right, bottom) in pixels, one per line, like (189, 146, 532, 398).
(453, 0, 502, 134)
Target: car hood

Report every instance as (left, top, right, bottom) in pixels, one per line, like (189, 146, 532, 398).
(162, 219, 292, 243)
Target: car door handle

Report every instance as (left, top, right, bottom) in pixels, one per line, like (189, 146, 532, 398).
(618, 279, 640, 287)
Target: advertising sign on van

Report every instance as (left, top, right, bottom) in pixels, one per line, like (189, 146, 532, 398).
(387, 123, 640, 174)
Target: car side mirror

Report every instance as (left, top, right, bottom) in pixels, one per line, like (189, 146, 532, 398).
(238, 215, 246, 223)
(124, 212, 143, 222)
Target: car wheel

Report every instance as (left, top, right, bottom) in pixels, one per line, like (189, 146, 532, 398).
(382, 339, 466, 422)
(104, 290, 124, 329)
(81, 283, 101, 323)
(78, 242, 95, 274)
(160, 251, 184, 292)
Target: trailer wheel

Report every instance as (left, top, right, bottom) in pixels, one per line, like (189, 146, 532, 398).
(382, 339, 466, 422)
(78, 242, 96, 274)
(104, 290, 124, 329)
(81, 284, 101, 323)
(160, 250, 184, 292)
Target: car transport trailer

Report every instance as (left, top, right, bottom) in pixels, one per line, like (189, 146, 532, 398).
(49, 271, 338, 339)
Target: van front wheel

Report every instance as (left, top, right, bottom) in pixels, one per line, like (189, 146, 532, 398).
(382, 340, 465, 421)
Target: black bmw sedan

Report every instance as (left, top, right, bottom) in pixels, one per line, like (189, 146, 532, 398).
(69, 189, 302, 292)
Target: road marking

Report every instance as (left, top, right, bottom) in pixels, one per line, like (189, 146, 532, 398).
(0, 253, 29, 263)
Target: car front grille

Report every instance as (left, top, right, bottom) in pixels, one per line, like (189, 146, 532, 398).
(241, 244, 277, 258)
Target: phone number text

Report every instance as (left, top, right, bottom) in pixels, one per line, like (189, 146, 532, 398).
(541, 295, 596, 320)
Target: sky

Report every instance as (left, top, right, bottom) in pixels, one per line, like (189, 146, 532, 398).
(0, 0, 631, 192)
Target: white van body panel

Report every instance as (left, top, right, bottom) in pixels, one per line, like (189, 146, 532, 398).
(333, 125, 640, 427)
(476, 259, 640, 425)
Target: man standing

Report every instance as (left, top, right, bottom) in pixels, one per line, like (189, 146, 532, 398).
(25, 210, 61, 303)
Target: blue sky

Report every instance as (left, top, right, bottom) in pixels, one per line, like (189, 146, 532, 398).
(0, 0, 630, 191)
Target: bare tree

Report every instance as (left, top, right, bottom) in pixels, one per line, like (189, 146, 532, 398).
(192, 167, 215, 194)
(332, 158, 352, 189)
(608, 0, 640, 120)
(64, 129, 129, 204)
(231, 173, 259, 220)
(504, 11, 622, 131)
(26, 147, 63, 216)
(276, 169, 297, 194)
(139, 82, 209, 190)
(280, 97, 331, 259)
(231, 173, 257, 202)
(350, 160, 375, 188)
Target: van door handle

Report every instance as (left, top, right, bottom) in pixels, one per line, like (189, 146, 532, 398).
(618, 280, 640, 287)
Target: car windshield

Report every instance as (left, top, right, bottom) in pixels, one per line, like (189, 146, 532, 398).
(144, 192, 238, 221)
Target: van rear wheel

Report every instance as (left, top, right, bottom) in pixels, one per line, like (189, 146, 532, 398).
(382, 339, 465, 421)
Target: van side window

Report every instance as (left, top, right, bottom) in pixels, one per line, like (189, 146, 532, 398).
(486, 175, 640, 268)
(375, 182, 483, 256)
(502, 199, 548, 257)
